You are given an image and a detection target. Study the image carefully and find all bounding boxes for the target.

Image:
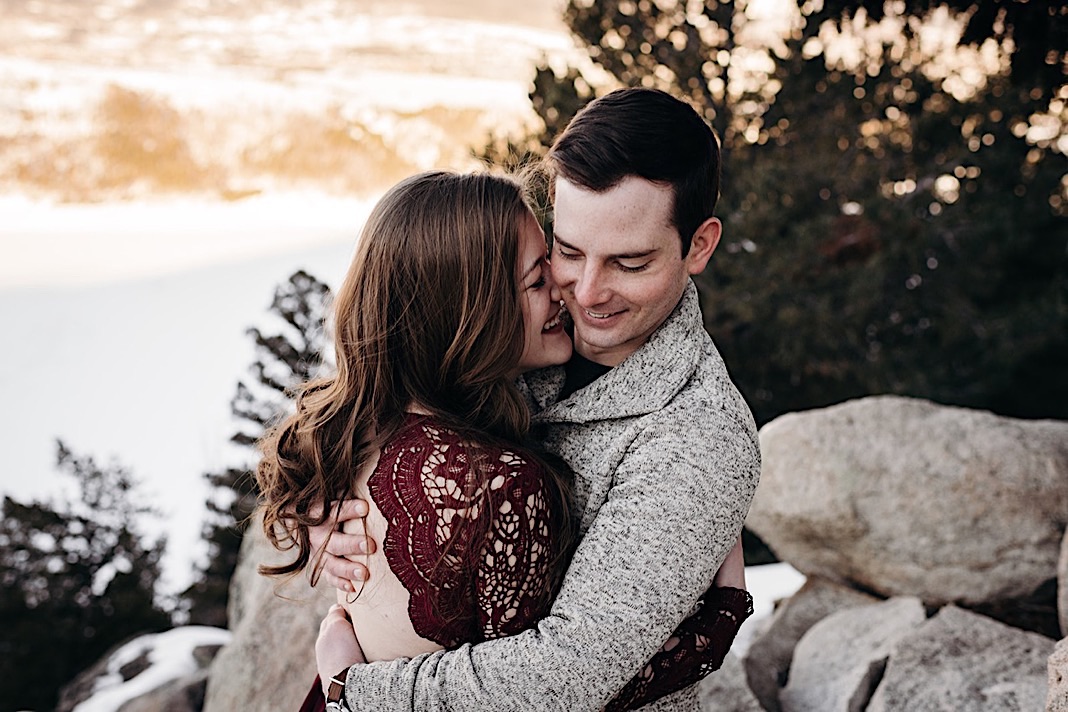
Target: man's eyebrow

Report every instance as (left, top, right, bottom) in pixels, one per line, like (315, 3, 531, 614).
(612, 249, 657, 259)
(553, 235, 579, 252)
(555, 235, 657, 260)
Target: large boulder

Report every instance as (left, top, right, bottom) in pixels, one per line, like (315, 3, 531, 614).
(868, 605, 1053, 711)
(780, 597, 926, 712)
(1050, 637, 1068, 712)
(744, 576, 879, 712)
(748, 396, 1068, 606)
(203, 516, 335, 712)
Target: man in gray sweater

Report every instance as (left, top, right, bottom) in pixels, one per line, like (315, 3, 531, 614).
(315, 88, 761, 711)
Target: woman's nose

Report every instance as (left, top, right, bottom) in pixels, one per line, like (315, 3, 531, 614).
(548, 272, 562, 302)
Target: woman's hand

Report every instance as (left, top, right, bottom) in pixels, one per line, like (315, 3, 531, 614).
(316, 604, 366, 695)
(302, 498, 376, 592)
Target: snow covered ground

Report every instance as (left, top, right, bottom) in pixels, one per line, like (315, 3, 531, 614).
(735, 562, 808, 655)
(2, 194, 371, 596)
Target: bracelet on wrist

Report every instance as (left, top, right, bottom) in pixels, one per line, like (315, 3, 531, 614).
(325, 666, 351, 710)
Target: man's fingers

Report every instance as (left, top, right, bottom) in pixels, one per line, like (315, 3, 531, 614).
(333, 498, 369, 520)
(289, 497, 369, 521)
(323, 532, 375, 557)
(317, 555, 370, 593)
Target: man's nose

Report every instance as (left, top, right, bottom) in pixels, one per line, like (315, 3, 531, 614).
(573, 263, 609, 308)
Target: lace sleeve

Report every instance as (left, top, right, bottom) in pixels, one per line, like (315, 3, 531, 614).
(475, 451, 557, 640)
(603, 586, 754, 712)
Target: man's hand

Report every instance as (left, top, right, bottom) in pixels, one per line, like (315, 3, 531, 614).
(711, 535, 746, 590)
(305, 499, 375, 592)
(317, 603, 366, 694)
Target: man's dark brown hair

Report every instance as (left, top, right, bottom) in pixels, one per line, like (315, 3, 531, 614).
(546, 87, 721, 256)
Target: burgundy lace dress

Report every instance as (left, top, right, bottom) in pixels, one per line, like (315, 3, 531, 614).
(299, 414, 753, 711)
(367, 414, 559, 645)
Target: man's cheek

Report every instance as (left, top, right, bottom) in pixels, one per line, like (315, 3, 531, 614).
(549, 263, 575, 288)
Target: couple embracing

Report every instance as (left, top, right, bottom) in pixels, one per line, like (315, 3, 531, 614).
(256, 87, 761, 711)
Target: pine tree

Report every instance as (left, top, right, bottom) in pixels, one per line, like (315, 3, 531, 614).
(483, 0, 1067, 426)
(0, 442, 170, 712)
(182, 270, 332, 626)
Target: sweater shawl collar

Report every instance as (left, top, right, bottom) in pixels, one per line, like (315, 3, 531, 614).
(525, 280, 705, 424)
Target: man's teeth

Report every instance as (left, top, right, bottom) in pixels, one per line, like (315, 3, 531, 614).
(543, 313, 562, 331)
(585, 310, 614, 319)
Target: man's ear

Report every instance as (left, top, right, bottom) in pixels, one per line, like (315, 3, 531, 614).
(685, 216, 722, 275)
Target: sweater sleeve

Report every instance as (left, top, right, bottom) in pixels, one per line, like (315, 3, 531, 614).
(339, 409, 761, 711)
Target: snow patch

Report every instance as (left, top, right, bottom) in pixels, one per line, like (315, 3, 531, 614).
(734, 562, 807, 655)
(73, 626, 231, 712)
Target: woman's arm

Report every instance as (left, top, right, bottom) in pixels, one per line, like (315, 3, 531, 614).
(605, 584, 754, 711)
(604, 536, 751, 710)
(314, 502, 752, 708)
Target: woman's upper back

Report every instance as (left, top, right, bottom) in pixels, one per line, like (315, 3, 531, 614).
(341, 413, 560, 661)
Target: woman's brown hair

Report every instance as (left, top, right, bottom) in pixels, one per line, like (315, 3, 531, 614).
(255, 170, 572, 596)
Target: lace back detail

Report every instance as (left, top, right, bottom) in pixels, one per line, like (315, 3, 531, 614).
(369, 416, 557, 648)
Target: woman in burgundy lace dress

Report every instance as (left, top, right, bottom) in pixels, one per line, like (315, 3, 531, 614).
(255, 171, 577, 709)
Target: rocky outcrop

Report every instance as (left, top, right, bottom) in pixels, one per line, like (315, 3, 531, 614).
(192, 397, 1063, 711)
(1050, 637, 1068, 712)
(203, 515, 335, 712)
(739, 397, 1067, 709)
(744, 577, 878, 712)
(779, 597, 926, 712)
(748, 396, 1068, 606)
(867, 605, 1052, 711)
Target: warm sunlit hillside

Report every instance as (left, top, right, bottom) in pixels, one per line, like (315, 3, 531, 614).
(0, 0, 576, 202)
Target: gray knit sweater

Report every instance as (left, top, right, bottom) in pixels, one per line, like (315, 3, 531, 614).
(341, 280, 761, 711)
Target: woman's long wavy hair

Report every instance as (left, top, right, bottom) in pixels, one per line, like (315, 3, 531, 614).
(256, 170, 573, 596)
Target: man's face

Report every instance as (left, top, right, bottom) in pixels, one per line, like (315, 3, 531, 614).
(550, 175, 719, 367)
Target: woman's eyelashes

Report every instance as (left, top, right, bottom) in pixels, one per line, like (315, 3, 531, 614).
(527, 260, 548, 290)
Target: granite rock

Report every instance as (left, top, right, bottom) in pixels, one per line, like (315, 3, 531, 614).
(868, 605, 1053, 712)
(749, 396, 1068, 606)
(780, 597, 926, 712)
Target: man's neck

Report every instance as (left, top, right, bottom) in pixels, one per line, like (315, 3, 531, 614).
(573, 341, 633, 368)
(560, 351, 613, 400)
